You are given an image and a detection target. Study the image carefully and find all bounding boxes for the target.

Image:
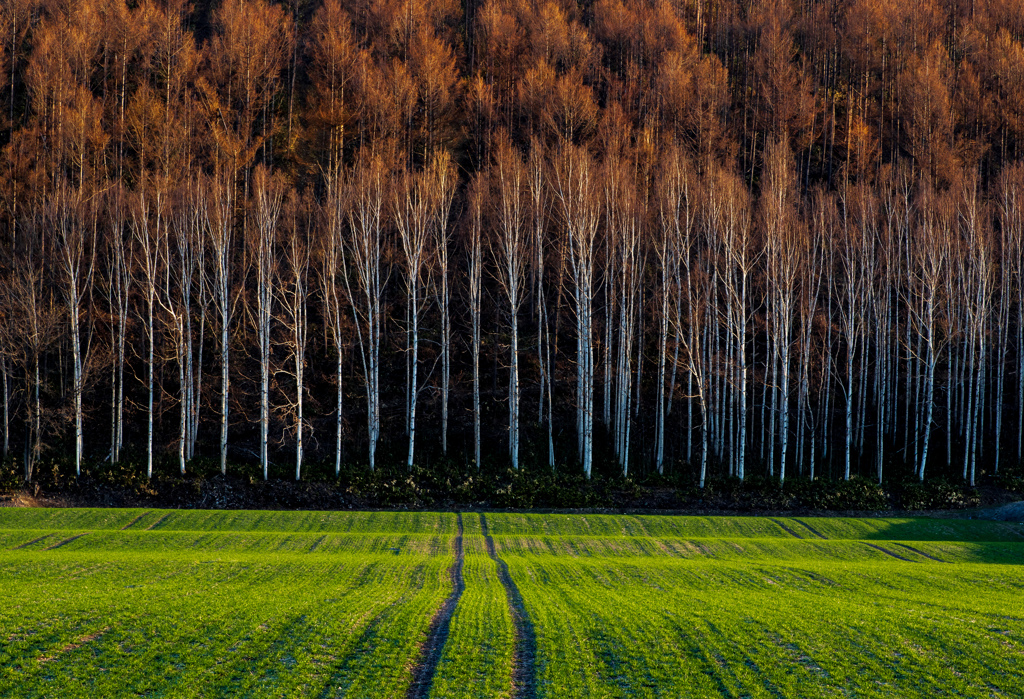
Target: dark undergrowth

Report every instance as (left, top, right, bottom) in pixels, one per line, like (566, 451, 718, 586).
(1, 448, 1022, 513)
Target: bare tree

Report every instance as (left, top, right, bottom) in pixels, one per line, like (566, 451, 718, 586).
(52, 182, 94, 476)
(552, 142, 600, 478)
(279, 193, 310, 480)
(997, 165, 1024, 465)
(204, 168, 238, 475)
(131, 187, 165, 480)
(468, 173, 486, 469)
(105, 188, 131, 464)
(762, 139, 800, 482)
(432, 151, 457, 455)
(393, 160, 433, 469)
(343, 152, 388, 471)
(911, 186, 950, 481)
(252, 165, 284, 480)
(319, 166, 348, 476)
(527, 138, 556, 468)
(491, 137, 528, 469)
(166, 185, 204, 474)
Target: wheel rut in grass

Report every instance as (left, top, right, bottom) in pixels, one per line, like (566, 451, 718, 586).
(864, 543, 914, 562)
(480, 512, 537, 699)
(894, 543, 944, 562)
(793, 519, 827, 539)
(120, 511, 152, 530)
(11, 534, 55, 550)
(769, 519, 804, 539)
(44, 533, 88, 550)
(405, 512, 464, 699)
(146, 513, 171, 531)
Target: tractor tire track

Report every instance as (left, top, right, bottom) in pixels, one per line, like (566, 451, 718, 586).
(793, 519, 827, 539)
(405, 512, 464, 699)
(480, 512, 537, 699)
(864, 543, 914, 561)
(769, 519, 804, 539)
(894, 543, 944, 562)
(146, 513, 172, 531)
(11, 533, 55, 550)
(44, 533, 88, 550)
(120, 511, 152, 530)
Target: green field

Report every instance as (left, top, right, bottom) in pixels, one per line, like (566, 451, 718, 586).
(1, 509, 1022, 697)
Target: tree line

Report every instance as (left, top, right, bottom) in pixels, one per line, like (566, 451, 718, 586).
(0, 0, 1023, 486)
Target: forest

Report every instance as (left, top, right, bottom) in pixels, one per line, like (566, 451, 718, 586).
(0, 0, 1023, 491)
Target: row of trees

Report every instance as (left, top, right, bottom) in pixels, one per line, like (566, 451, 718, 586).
(1, 0, 1023, 485)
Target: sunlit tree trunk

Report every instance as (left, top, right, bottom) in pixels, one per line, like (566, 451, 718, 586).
(204, 169, 236, 475)
(913, 187, 949, 481)
(253, 167, 284, 480)
(492, 139, 527, 469)
(433, 153, 456, 456)
(53, 184, 92, 477)
(343, 152, 387, 472)
(280, 197, 310, 480)
(468, 175, 485, 469)
(552, 143, 599, 478)
(762, 140, 799, 482)
(320, 175, 347, 476)
(131, 190, 165, 480)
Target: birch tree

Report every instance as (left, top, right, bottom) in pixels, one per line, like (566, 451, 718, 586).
(393, 161, 433, 469)
(911, 186, 949, 481)
(130, 188, 165, 480)
(762, 140, 800, 482)
(527, 139, 556, 468)
(468, 173, 486, 469)
(714, 165, 753, 480)
(105, 189, 131, 464)
(997, 164, 1024, 465)
(343, 152, 387, 471)
(491, 138, 528, 469)
(204, 169, 237, 475)
(280, 193, 310, 480)
(52, 183, 94, 476)
(320, 168, 348, 476)
(552, 142, 600, 478)
(432, 151, 457, 455)
(252, 166, 284, 481)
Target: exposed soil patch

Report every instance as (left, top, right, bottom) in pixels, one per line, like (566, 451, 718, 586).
(480, 512, 538, 699)
(38, 626, 110, 663)
(405, 513, 464, 699)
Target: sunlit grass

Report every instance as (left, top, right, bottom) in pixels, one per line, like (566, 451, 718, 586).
(1, 509, 1021, 697)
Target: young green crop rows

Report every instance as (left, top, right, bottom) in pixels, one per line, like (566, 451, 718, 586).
(1, 508, 1021, 697)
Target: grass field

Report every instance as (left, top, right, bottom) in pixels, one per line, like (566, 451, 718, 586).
(0, 508, 1021, 697)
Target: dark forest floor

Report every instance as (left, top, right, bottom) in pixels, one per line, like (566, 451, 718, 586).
(2, 469, 1021, 519)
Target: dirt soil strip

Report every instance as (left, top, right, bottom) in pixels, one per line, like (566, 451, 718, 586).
(480, 512, 538, 699)
(793, 519, 828, 539)
(405, 512, 465, 699)
(894, 543, 944, 562)
(769, 519, 804, 539)
(863, 543, 914, 562)
(120, 511, 152, 530)
(44, 533, 88, 550)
